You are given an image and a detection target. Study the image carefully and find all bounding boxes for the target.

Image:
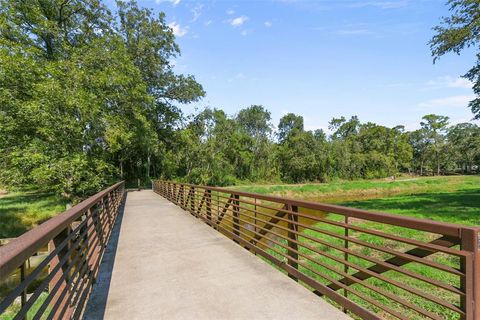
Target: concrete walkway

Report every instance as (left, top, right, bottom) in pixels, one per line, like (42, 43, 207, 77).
(83, 190, 351, 320)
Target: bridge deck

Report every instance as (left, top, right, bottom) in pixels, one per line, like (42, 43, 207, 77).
(83, 190, 351, 320)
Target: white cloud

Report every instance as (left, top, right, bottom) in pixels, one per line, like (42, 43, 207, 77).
(226, 9, 235, 15)
(156, 0, 181, 6)
(418, 95, 476, 108)
(241, 30, 248, 36)
(168, 22, 188, 37)
(264, 21, 273, 27)
(426, 76, 472, 89)
(230, 16, 248, 27)
(204, 20, 213, 26)
(191, 4, 203, 22)
(448, 77, 473, 89)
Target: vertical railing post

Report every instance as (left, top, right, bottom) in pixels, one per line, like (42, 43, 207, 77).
(190, 187, 195, 215)
(206, 189, 212, 221)
(20, 262, 27, 320)
(182, 185, 186, 208)
(287, 204, 299, 281)
(461, 228, 479, 320)
(343, 216, 350, 313)
(233, 194, 240, 240)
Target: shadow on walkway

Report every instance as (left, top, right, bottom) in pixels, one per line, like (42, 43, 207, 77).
(82, 192, 128, 319)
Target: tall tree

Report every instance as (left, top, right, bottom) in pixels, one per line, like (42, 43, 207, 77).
(420, 114, 450, 175)
(277, 113, 304, 142)
(430, 0, 480, 118)
(0, 0, 204, 198)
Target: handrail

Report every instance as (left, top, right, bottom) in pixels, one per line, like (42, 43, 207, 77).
(157, 181, 476, 237)
(0, 181, 124, 280)
(0, 181, 125, 319)
(154, 180, 480, 320)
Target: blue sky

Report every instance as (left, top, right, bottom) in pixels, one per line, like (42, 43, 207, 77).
(110, 0, 477, 131)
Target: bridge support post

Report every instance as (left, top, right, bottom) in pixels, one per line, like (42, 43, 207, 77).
(461, 228, 479, 320)
(287, 204, 299, 282)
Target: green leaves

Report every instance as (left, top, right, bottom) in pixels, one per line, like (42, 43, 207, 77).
(0, 0, 204, 198)
(430, 0, 479, 118)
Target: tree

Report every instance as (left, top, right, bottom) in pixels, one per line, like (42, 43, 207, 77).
(277, 113, 304, 142)
(448, 123, 480, 172)
(420, 114, 450, 175)
(236, 105, 274, 179)
(329, 116, 360, 140)
(0, 0, 204, 198)
(430, 0, 480, 118)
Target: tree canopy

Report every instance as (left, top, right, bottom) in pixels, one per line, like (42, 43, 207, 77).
(1, 0, 479, 198)
(430, 0, 480, 118)
(0, 0, 204, 199)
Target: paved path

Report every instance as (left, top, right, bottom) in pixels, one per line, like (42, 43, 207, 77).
(83, 190, 351, 320)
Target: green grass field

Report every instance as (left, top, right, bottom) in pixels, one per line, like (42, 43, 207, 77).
(0, 191, 67, 238)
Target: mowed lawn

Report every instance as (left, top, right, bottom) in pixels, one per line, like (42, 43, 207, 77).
(231, 176, 480, 319)
(0, 191, 67, 238)
(232, 175, 480, 225)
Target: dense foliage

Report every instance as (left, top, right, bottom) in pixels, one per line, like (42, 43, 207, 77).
(166, 109, 480, 185)
(430, 0, 480, 118)
(0, 0, 204, 198)
(0, 1, 479, 198)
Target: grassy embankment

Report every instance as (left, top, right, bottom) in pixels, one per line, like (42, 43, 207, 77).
(230, 176, 480, 319)
(0, 191, 67, 239)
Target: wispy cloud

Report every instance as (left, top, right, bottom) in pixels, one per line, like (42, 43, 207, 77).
(226, 9, 235, 15)
(191, 4, 203, 22)
(418, 95, 475, 108)
(204, 20, 213, 26)
(168, 22, 188, 37)
(264, 21, 273, 28)
(230, 16, 248, 27)
(156, 0, 181, 6)
(426, 76, 473, 90)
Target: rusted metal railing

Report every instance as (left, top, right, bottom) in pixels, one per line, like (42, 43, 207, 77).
(0, 181, 124, 319)
(154, 180, 479, 320)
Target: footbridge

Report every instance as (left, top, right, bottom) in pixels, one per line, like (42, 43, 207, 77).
(0, 181, 478, 319)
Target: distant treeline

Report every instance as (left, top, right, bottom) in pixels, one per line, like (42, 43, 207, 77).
(163, 107, 480, 186)
(1, 0, 479, 199)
